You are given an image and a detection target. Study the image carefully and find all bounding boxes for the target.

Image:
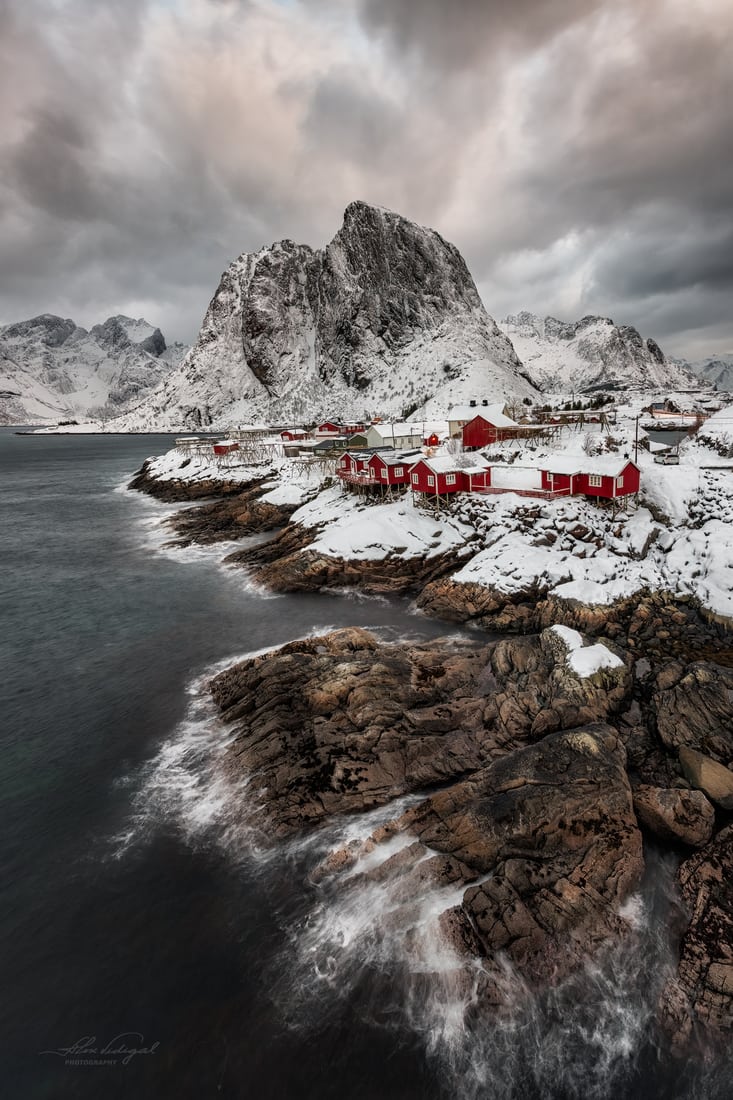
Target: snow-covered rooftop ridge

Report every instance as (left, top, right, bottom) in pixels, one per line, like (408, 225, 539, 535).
(419, 453, 491, 474)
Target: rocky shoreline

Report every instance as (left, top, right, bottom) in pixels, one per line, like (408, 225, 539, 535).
(130, 464, 733, 1054)
(211, 625, 733, 1053)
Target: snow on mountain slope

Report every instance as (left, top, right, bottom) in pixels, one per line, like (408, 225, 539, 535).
(500, 311, 698, 394)
(684, 354, 733, 392)
(0, 314, 188, 425)
(117, 202, 538, 431)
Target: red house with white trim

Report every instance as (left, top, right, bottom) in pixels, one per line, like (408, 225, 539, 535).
(280, 428, 309, 441)
(316, 419, 367, 436)
(539, 457, 640, 499)
(368, 451, 417, 487)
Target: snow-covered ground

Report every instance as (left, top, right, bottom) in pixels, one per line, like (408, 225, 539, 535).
(139, 404, 733, 621)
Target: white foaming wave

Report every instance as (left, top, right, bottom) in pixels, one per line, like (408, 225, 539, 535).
(271, 819, 686, 1100)
(110, 686, 241, 858)
(323, 586, 391, 605)
(111, 624, 392, 859)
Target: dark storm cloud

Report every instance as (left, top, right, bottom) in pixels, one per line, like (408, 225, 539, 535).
(0, 0, 732, 357)
(355, 0, 606, 68)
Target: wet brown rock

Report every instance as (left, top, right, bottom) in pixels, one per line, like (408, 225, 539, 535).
(239, 539, 473, 596)
(211, 626, 637, 839)
(679, 748, 733, 811)
(659, 826, 733, 1049)
(653, 663, 733, 761)
(165, 485, 295, 546)
(210, 629, 497, 837)
(633, 785, 715, 848)
(320, 723, 643, 998)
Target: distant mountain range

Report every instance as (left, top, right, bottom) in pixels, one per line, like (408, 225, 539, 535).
(4, 205, 718, 430)
(499, 312, 698, 394)
(682, 354, 733, 392)
(0, 314, 188, 425)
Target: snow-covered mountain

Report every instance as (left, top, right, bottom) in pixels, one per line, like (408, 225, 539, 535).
(684, 354, 733, 392)
(0, 313, 187, 425)
(118, 201, 537, 430)
(499, 312, 698, 394)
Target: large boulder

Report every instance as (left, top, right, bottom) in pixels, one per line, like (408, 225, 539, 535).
(654, 662, 733, 761)
(210, 628, 634, 838)
(633, 785, 715, 848)
(679, 748, 733, 811)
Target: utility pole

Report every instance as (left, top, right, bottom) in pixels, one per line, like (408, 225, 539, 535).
(634, 415, 639, 464)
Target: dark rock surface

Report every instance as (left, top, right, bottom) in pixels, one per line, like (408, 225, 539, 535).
(210, 627, 635, 839)
(660, 826, 733, 1049)
(633, 785, 715, 848)
(209, 622, 733, 1044)
(163, 486, 297, 546)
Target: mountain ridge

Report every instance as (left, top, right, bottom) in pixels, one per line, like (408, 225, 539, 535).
(500, 310, 697, 394)
(0, 313, 187, 424)
(117, 201, 538, 430)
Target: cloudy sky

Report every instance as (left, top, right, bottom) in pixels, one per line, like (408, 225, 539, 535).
(1, 0, 731, 358)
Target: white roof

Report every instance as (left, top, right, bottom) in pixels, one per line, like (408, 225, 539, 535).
(448, 403, 517, 427)
(372, 449, 422, 466)
(542, 455, 637, 476)
(419, 453, 492, 474)
(368, 422, 424, 437)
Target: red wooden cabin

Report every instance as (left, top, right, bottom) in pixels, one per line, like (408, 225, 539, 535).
(213, 440, 239, 455)
(316, 420, 366, 436)
(462, 414, 518, 450)
(280, 428, 308, 441)
(410, 457, 466, 496)
(539, 459, 640, 499)
(368, 453, 412, 487)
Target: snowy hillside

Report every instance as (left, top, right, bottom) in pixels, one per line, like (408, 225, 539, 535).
(684, 354, 733, 392)
(500, 312, 698, 394)
(117, 201, 538, 431)
(0, 314, 188, 424)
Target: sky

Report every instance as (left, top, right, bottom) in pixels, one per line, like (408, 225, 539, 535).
(1, 0, 731, 360)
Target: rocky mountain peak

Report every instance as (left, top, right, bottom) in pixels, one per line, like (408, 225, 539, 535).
(119, 202, 534, 429)
(3, 314, 79, 348)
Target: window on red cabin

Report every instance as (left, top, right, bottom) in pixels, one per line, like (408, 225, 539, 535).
(588, 474, 602, 487)
(412, 473, 419, 484)
(616, 475, 624, 487)
(381, 470, 387, 480)
(446, 473, 456, 485)
(547, 473, 554, 484)
(395, 466, 403, 476)
(427, 475, 435, 487)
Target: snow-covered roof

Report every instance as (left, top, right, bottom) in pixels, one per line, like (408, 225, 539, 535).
(416, 454, 464, 474)
(368, 422, 424, 437)
(448, 403, 517, 427)
(372, 449, 423, 466)
(542, 455, 638, 477)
